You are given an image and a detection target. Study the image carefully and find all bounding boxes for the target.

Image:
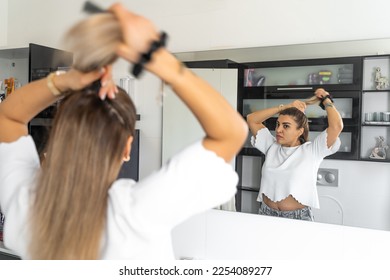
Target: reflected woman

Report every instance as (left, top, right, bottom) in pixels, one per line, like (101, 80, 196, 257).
(246, 88, 343, 221)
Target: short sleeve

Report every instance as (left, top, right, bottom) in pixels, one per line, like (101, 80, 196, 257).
(251, 127, 275, 155)
(0, 136, 39, 214)
(0, 136, 39, 258)
(311, 129, 341, 159)
(109, 141, 238, 229)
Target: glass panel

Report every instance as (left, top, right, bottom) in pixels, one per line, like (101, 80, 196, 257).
(244, 64, 354, 87)
(241, 155, 262, 190)
(309, 131, 352, 153)
(243, 132, 253, 148)
(243, 98, 353, 118)
(247, 129, 352, 153)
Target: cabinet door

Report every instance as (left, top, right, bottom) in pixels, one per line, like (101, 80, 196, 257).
(242, 56, 362, 92)
(162, 68, 238, 164)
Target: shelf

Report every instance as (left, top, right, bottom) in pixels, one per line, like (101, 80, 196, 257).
(238, 148, 264, 157)
(362, 90, 390, 93)
(359, 158, 390, 163)
(237, 186, 259, 193)
(362, 122, 390, 126)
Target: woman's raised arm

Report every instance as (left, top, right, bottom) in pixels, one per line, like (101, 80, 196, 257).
(0, 67, 115, 143)
(111, 3, 248, 162)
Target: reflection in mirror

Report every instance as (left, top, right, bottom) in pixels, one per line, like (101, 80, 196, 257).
(246, 93, 342, 222)
(172, 38, 390, 232)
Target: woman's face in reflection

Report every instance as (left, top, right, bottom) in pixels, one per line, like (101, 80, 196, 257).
(275, 115, 303, 147)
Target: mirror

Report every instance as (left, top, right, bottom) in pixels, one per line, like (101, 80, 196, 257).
(167, 38, 390, 232)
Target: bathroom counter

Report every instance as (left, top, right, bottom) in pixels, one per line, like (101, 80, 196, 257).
(172, 209, 390, 260)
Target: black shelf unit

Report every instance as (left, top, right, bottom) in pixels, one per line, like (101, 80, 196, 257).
(237, 56, 363, 161)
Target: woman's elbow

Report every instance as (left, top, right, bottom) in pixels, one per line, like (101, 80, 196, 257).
(246, 113, 255, 125)
(331, 120, 344, 134)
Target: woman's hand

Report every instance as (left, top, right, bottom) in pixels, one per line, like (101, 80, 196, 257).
(315, 88, 329, 99)
(289, 100, 306, 112)
(55, 65, 118, 100)
(97, 65, 118, 100)
(109, 3, 160, 63)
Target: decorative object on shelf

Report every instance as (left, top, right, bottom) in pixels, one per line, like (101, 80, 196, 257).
(244, 69, 265, 87)
(382, 112, 390, 122)
(318, 70, 332, 84)
(374, 67, 389, 90)
(308, 70, 332, 85)
(369, 136, 389, 160)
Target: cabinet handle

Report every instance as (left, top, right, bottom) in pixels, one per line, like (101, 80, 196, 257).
(276, 87, 313, 91)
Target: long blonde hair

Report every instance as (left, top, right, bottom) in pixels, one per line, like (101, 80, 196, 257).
(63, 13, 123, 71)
(304, 95, 321, 106)
(29, 13, 136, 259)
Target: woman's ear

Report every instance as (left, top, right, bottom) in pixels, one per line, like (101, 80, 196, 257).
(123, 136, 133, 162)
(297, 127, 304, 141)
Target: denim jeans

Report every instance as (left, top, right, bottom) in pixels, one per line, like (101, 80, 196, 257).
(259, 202, 314, 221)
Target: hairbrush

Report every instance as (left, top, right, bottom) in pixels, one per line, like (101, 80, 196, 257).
(83, 1, 106, 14)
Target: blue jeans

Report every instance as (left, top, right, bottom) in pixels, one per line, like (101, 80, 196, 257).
(259, 202, 314, 221)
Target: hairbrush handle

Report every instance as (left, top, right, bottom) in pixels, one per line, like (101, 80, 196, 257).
(83, 1, 106, 14)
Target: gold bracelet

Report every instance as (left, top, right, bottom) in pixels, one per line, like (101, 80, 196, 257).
(47, 71, 65, 96)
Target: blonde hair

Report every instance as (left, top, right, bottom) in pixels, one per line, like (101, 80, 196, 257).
(29, 14, 136, 259)
(304, 95, 321, 106)
(30, 88, 136, 259)
(63, 13, 123, 71)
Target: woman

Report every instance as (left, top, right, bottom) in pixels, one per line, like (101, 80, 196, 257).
(0, 4, 247, 259)
(246, 88, 343, 221)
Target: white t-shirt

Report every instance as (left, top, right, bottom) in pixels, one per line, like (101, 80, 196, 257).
(0, 136, 238, 259)
(251, 128, 340, 208)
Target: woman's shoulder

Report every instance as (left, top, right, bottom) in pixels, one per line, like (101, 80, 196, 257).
(110, 178, 137, 192)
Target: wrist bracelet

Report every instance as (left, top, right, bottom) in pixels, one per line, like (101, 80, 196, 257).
(278, 104, 284, 112)
(131, 31, 168, 78)
(324, 103, 334, 109)
(47, 71, 66, 97)
(319, 95, 334, 110)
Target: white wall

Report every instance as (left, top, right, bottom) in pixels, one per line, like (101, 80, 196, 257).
(0, 0, 7, 47)
(4, 0, 390, 52)
(162, 69, 238, 164)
